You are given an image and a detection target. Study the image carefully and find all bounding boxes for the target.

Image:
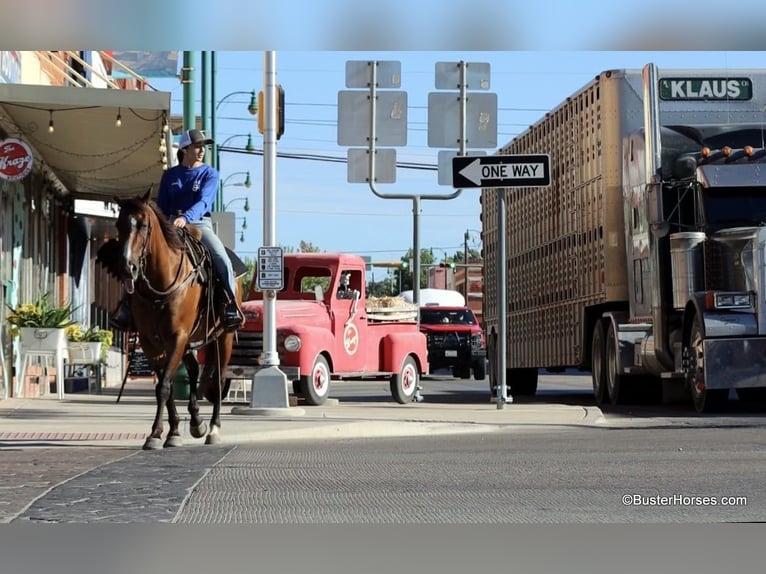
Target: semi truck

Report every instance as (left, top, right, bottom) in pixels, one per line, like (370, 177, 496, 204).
(481, 63, 766, 412)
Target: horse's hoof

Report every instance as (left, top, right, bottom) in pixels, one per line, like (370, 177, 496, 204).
(190, 422, 207, 439)
(164, 435, 184, 448)
(143, 437, 163, 450)
(205, 433, 221, 445)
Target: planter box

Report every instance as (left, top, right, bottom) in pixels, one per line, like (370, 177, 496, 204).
(66, 342, 102, 364)
(20, 327, 66, 353)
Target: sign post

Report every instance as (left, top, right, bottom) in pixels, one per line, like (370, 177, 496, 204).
(453, 153, 550, 409)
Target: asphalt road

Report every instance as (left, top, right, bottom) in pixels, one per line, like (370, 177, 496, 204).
(7, 426, 765, 523)
(4, 373, 766, 524)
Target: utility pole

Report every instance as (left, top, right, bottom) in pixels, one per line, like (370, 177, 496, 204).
(182, 51, 194, 131)
(463, 229, 469, 300)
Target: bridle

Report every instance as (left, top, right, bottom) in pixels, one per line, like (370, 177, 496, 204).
(125, 211, 199, 301)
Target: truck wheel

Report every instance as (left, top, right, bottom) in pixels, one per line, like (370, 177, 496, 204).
(453, 365, 471, 379)
(472, 360, 486, 381)
(605, 322, 625, 405)
(509, 368, 538, 396)
(390, 355, 418, 404)
(591, 320, 607, 405)
(685, 317, 727, 413)
(300, 355, 331, 406)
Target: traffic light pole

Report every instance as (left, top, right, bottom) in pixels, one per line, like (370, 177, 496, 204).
(365, 61, 470, 307)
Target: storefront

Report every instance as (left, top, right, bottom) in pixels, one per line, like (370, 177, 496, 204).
(0, 79, 172, 397)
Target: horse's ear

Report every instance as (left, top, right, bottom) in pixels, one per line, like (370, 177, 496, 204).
(141, 185, 153, 203)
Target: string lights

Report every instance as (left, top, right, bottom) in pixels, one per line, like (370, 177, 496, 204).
(115, 107, 122, 127)
(48, 110, 54, 133)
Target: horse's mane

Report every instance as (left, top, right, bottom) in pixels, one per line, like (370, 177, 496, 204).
(120, 197, 184, 252)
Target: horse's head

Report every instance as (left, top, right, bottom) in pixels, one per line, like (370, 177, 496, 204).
(114, 187, 155, 294)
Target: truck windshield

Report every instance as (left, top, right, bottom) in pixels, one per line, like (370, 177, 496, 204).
(703, 187, 766, 228)
(420, 309, 476, 325)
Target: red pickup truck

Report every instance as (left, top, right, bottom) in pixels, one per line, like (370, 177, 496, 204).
(225, 253, 429, 405)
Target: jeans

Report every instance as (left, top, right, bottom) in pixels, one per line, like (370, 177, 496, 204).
(194, 218, 237, 298)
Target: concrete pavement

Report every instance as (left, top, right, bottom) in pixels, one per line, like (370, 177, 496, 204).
(0, 379, 607, 448)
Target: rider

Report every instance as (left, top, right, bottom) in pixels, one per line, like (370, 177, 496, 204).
(110, 129, 245, 333)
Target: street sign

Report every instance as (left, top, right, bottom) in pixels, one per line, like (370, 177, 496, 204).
(427, 92, 497, 149)
(257, 246, 284, 290)
(337, 90, 408, 147)
(452, 154, 551, 188)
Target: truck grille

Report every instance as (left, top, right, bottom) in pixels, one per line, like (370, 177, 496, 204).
(230, 330, 263, 366)
(429, 332, 471, 350)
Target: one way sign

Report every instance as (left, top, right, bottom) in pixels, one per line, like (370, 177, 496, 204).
(452, 154, 551, 188)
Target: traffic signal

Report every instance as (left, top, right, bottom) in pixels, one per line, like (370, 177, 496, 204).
(439, 262, 455, 269)
(257, 85, 285, 140)
(400, 261, 409, 269)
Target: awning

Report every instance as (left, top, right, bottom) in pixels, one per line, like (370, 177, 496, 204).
(0, 83, 172, 201)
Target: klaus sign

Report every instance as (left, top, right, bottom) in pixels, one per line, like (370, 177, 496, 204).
(0, 138, 34, 181)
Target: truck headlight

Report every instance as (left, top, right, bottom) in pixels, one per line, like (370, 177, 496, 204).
(713, 292, 752, 309)
(284, 334, 301, 352)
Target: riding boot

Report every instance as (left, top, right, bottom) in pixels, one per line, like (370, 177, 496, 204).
(109, 293, 133, 331)
(221, 289, 244, 333)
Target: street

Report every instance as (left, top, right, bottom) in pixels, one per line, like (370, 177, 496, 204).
(3, 373, 765, 524)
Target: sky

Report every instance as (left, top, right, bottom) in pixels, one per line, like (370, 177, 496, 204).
(145, 51, 766, 265)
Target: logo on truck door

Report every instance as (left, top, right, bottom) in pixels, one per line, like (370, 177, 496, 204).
(343, 323, 359, 355)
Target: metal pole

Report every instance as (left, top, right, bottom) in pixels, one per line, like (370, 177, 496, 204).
(412, 196, 421, 303)
(365, 60, 468, 307)
(182, 51, 194, 131)
(261, 50, 278, 367)
(463, 230, 469, 300)
(211, 51, 217, 171)
(200, 51, 208, 138)
(496, 188, 509, 407)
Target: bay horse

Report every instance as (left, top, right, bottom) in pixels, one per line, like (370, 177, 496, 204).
(100, 188, 242, 450)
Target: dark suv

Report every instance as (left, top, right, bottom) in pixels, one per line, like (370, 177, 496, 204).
(419, 305, 486, 380)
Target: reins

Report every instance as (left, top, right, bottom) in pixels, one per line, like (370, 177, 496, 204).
(132, 219, 202, 302)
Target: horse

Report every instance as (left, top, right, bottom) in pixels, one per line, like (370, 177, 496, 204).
(98, 187, 242, 450)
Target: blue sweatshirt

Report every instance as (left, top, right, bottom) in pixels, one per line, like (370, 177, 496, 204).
(157, 163, 219, 223)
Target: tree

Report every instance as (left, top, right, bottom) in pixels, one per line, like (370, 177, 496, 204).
(452, 248, 482, 264)
(241, 255, 256, 292)
(299, 240, 321, 253)
(395, 248, 435, 292)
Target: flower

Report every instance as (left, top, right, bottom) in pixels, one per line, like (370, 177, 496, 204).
(65, 324, 113, 345)
(6, 293, 77, 336)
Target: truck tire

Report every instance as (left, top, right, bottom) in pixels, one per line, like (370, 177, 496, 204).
(453, 365, 471, 379)
(591, 320, 608, 405)
(390, 355, 419, 404)
(685, 316, 727, 413)
(509, 368, 538, 396)
(300, 355, 331, 406)
(472, 359, 486, 381)
(605, 322, 626, 405)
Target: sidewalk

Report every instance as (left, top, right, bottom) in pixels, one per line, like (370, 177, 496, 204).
(0, 380, 606, 448)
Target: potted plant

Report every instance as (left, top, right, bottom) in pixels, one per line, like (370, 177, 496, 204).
(6, 292, 77, 352)
(65, 324, 113, 364)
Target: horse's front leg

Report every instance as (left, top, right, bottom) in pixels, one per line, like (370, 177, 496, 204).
(185, 354, 208, 440)
(163, 383, 183, 448)
(144, 368, 172, 450)
(205, 387, 222, 445)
